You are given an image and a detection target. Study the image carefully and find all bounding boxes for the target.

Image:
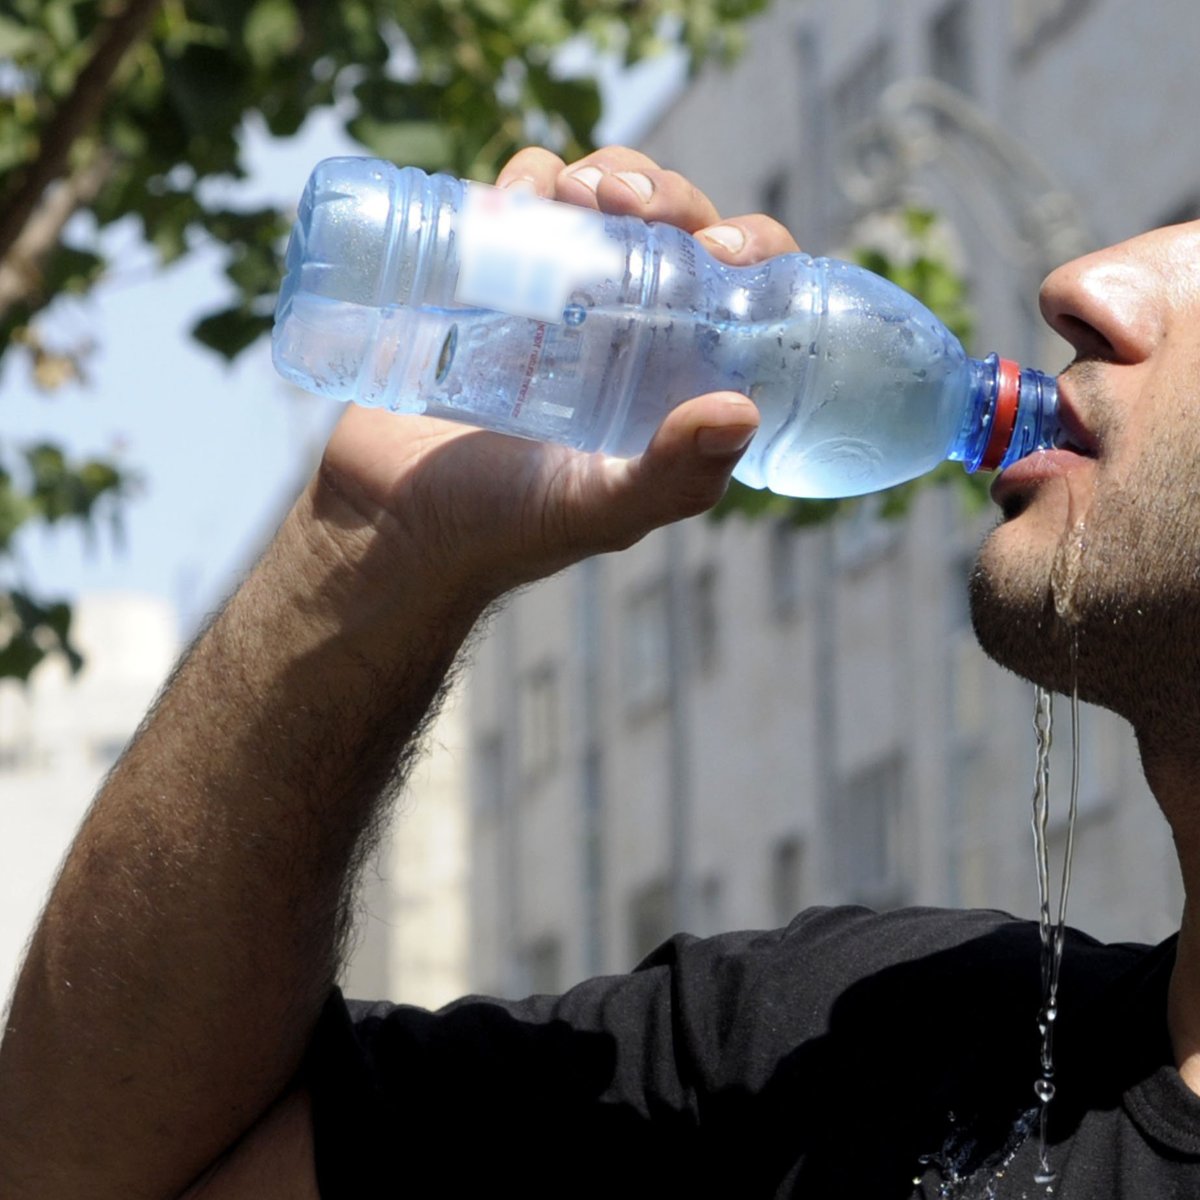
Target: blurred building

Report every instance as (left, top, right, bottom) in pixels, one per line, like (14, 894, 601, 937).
(0, 586, 471, 1012)
(339, 680, 471, 1010)
(0, 592, 179, 1005)
(466, 0, 1196, 998)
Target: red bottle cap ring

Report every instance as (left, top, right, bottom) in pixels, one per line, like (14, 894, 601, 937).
(980, 357, 1021, 471)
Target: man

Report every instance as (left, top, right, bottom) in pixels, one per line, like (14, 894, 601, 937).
(0, 145, 1197, 1199)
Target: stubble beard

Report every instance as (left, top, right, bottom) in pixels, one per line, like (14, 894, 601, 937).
(968, 426, 1200, 758)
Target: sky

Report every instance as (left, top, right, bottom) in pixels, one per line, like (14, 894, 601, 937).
(2, 49, 688, 638)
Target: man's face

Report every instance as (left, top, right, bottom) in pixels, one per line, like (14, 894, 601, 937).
(970, 220, 1200, 745)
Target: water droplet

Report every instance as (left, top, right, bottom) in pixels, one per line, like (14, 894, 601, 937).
(1034, 1167, 1057, 1185)
(563, 304, 586, 327)
(1034, 1078, 1056, 1103)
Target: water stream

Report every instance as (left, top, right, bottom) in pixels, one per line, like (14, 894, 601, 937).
(916, 521, 1087, 1197)
(1028, 520, 1086, 1187)
(1029, 648, 1081, 1189)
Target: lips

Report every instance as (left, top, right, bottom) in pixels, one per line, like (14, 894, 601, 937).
(1054, 381, 1101, 458)
(990, 378, 1099, 512)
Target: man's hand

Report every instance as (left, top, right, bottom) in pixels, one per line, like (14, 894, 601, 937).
(316, 145, 802, 613)
(0, 145, 801, 1200)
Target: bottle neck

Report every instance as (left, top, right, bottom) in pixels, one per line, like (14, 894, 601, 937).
(956, 353, 1061, 473)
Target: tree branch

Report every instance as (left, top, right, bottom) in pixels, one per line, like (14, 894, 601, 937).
(0, 149, 115, 323)
(0, 0, 163, 273)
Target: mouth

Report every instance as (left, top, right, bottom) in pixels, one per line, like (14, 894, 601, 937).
(990, 380, 1100, 517)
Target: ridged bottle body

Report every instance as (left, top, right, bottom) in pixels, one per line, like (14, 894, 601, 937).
(273, 158, 1055, 499)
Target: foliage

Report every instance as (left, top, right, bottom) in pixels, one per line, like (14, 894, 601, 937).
(712, 206, 993, 528)
(0, 442, 132, 680)
(0, 0, 768, 681)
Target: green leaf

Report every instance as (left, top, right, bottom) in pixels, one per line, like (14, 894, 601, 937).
(0, 15, 40, 57)
(191, 307, 273, 360)
(0, 629, 45, 682)
(710, 479, 842, 527)
(0, 470, 33, 552)
(524, 67, 602, 141)
(347, 116, 455, 169)
(40, 245, 106, 295)
(42, 0, 78, 52)
(0, 588, 83, 682)
(243, 0, 302, 67)
(163, 43, 249, 137)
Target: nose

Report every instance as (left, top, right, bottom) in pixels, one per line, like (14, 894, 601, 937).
(1038, 233, 1171, 365)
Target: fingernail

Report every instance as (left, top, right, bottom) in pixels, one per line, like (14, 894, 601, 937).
(699, 224, 746, 253)
(696, 424, 758, 458)
(569, 165, 603, 193)
(615, 170, 654, 203)
(501, 177, 538, 195)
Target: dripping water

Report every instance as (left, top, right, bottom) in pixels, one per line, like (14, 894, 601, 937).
(914, 521, 1086, 1198)
(1029, 632, 1081, 1190)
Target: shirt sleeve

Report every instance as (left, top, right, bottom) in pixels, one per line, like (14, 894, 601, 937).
(303, 933, 711, 1199)
(302, 906, 1039, 1199)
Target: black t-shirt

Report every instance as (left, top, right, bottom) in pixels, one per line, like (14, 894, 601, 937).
(304, 906, 1200, 1198)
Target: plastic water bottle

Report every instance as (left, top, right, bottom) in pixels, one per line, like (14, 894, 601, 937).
(273, 157, 1061, 498)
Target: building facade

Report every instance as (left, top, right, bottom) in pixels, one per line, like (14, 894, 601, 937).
(466, 0, 1198, 998)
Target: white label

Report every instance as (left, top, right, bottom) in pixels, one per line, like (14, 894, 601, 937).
(456, 182, 624, 323)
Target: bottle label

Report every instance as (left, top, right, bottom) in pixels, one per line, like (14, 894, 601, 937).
(456, 183, 624, 323)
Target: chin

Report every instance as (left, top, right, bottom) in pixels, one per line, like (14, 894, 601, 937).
(967, 528, 1080, 697)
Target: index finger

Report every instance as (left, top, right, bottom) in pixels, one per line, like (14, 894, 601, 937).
(494, 147, 568, 196)
(556, 147, 723, 233)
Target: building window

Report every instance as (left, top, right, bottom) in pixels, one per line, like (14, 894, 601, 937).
(770, 836, 806, 925)
(769, 519, 806, 620)
(834, 753, 909, 909)
(629, 878, 672, 964)
(833, 495, 901, 573)
(474, 731, 505, 816)
(697, 874, 724, 937)
(831, 39, 893, 147)
(951, 633, 990, 744)
(691, 564, 720, 676)
(760, 170, 790, 225)
(522, 935, 562, 995)
(518, 662, 559, 781)
(930, 0, 974, 97)
(623, 580, 671, 713)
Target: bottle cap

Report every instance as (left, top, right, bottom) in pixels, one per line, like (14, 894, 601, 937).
(980, 357, 1021, 471)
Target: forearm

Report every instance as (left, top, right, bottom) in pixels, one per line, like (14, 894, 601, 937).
(0, 471, 481, 1199)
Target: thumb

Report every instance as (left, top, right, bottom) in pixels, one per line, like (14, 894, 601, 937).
(603, 392, 760, 536)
